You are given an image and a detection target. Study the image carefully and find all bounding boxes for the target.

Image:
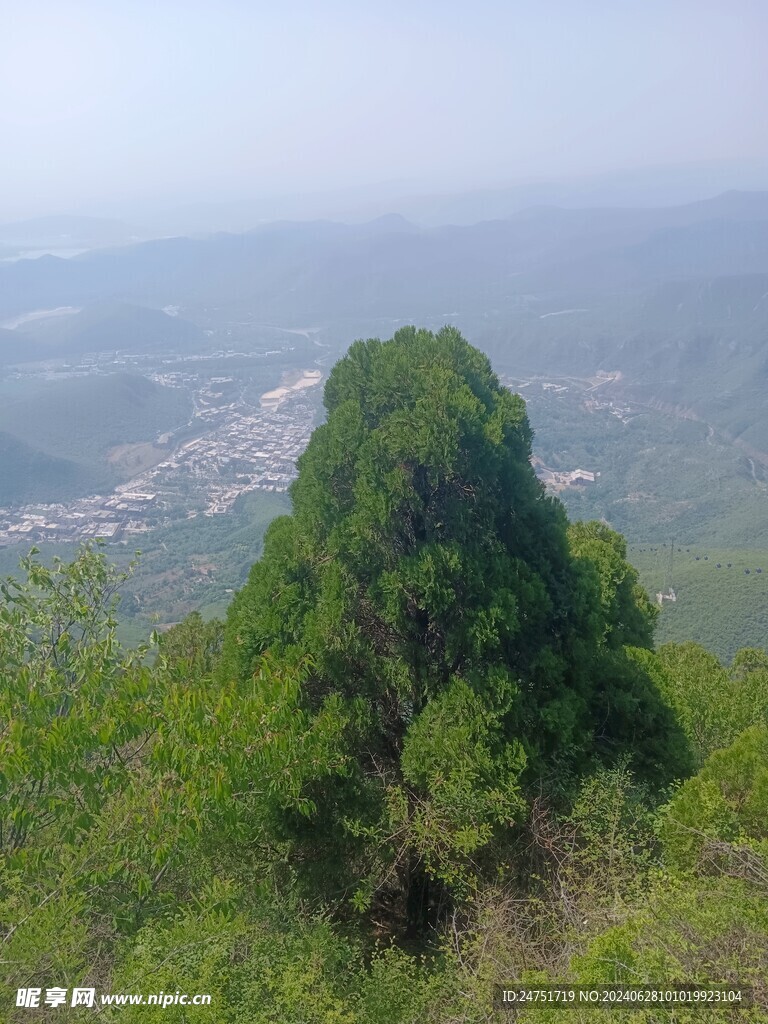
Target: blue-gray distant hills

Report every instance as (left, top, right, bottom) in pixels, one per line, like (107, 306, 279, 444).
(0, 303, 207, 364)
(1, 191, 767, 322)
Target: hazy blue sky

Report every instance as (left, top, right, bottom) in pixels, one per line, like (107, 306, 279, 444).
(2, 0, 767, 220)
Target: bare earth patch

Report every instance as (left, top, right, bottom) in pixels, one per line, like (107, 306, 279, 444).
(107, 441, 168, 476)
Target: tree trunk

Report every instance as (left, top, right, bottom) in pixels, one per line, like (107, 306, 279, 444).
(405, 856, 431, 938)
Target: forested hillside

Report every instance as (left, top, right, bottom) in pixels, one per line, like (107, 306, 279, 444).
(1, 329, 765, 1021)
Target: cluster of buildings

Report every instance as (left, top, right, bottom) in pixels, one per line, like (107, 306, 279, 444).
(500, 375, 606, 493)
(0, 366, 323, 547)
(583, 396, 637, 424)
(176, 397, 317, 515)
(103, 374, 322, 518)
(0, 492, 157, 546)
(531, 460, 598, 490)
(0, 358, 607, 549)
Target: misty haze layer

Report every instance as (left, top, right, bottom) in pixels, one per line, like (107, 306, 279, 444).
(2, 0, 767, 222)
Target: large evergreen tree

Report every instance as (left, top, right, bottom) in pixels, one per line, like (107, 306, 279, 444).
(222, 327, 689, 930)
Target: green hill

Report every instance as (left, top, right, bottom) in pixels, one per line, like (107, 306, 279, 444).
(0, 431, 100, 506)
(527, 383, 768, 549)
(630, 545, 768, 662)
(0, 372, 191, 503)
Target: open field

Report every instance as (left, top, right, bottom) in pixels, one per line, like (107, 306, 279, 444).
(106, 439, 172, 477)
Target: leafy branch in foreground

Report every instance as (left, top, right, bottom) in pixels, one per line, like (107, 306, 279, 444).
(0, 544, 156, 855)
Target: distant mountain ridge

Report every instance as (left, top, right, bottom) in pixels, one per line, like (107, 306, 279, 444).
(1, 190, 767, 322)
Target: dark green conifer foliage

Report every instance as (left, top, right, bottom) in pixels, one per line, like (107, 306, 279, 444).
(222, 327, 689, 928)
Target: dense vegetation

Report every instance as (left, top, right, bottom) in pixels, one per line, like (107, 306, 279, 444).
(221, 328, 688, 926)
(1, 329, 766, 1021)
